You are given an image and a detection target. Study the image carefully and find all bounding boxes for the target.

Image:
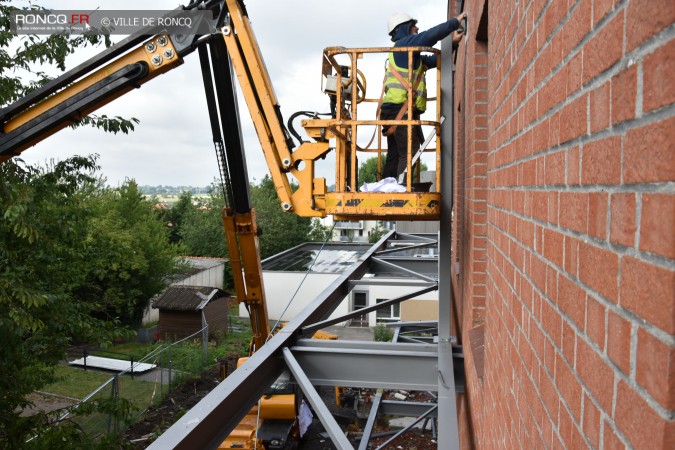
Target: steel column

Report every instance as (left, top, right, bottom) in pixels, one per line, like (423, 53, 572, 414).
(438, 33, 460, 448)
(283, 348, 354, 450)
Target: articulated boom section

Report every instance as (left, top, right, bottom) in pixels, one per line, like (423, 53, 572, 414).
(221, 207, 270, 353)
(221, 0, 444, 221)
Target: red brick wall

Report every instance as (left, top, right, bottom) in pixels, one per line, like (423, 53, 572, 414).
(452, 0, 674, 448)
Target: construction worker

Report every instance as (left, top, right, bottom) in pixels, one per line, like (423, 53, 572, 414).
(381, 11, 467, 180)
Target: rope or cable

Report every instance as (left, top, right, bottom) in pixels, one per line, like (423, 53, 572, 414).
(267, 222, 337, 341)
(287, 110, 332, 145)
(252, 222, 336, 449)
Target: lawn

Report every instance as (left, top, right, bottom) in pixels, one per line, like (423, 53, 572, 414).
(92, 341, 164, 362)
(44, 365, 115, 400)
(44, 324, 252, 403)
(43, 365, 159, 409)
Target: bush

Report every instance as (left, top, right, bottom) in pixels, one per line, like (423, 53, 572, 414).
(373, 324, 393, 342)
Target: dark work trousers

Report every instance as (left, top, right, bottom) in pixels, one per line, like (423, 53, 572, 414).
(381, 108, 423, 179)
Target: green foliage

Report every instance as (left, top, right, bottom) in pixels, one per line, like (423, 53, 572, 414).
(368, 221, 389, 243)
(156, 191, 196, 244)
(170, 340, 209, 382)
(0, 4, 177, 444)
(78, 180, 184, 325)
(0, 158, 183, 447)
(178, 175, 314, 266)
(210, 329, 253, 361)
(0, 2, 136, 134)
(308, 218, 333, 243)
(70, 115, 140, 135)
(357, 156, 428, 188)
(251, 175, 312, 259)
(358, 155, 387, 187)
(180, 188, 229, 258)
(0, 157, 112, 447)
(373, 324, 393, 342)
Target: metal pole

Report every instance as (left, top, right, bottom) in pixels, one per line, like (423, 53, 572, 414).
(109, 375, 119, 434)
(374, 405, 438, 450)
(160, 353, 164, 398)
(357, 388, 384, 450)
(168, 344, 173, 388)
(203, 324, 209, 364)
(438, 33, 460, 449)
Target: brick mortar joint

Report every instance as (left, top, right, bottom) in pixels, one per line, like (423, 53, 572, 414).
(480, 288, 675, 428)
(488, 202, 675, 273)
(483, 268, 570, 446)
(486, 214, 675, 345)
(488, 239, 675, 423)
(489, 23, 675, 158)
(487, 103, 675, 171)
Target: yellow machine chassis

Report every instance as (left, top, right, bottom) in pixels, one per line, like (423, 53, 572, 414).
(327, 191, 441, 221)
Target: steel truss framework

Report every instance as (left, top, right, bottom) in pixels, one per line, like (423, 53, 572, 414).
(150, 32, 459, 450)
(149, 231, 462, 450)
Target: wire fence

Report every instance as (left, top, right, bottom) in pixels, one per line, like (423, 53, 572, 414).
(56, 325, 211, 440)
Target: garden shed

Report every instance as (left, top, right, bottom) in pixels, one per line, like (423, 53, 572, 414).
(153, 286, 229, 340)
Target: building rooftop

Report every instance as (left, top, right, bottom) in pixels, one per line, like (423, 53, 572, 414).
(262, 243, 370, 273)
(261, 240, 438, 275)
(182, 257, 226, 270)
(153, 286, 228, 311)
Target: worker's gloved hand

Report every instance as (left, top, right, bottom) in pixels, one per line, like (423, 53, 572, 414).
(453, 12, 468, 44)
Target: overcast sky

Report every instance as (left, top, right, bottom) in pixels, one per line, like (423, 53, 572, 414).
(13, 0, 453, 187)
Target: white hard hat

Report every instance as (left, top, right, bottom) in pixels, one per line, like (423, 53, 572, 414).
(387, 12, 416, 35)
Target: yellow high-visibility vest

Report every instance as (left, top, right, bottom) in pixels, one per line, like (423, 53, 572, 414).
(382, 52, 427, 112)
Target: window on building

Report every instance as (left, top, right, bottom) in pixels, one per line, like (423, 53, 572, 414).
(376, 298, 400, 321)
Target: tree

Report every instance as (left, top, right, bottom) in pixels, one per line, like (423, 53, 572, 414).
(0, 158, 184, 447)
(358, 156, 429, 188)
(0, 2, 138, 134)
(78, 180, 185, 326)
(156, 191, 196, 244)
(308, 218, 334, 243)
(0, 2, 173, 442)
(250, 175, 312, 259)
(0, 157, 127, 447)
(358, 155, 388, 187)
(368, 221, 389, 243)
(180, 187, 230, 258)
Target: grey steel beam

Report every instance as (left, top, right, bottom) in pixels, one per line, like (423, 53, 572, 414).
(148, 226, 459, 450)
(380, 400, 439, 417)
(301, 284, 437, 335)
(289, 340, 438, 390)
(389, 320, 440, 329)
(357, 389, 383, 450)
(396, 335, 432, 344)
(282, 348, 353, 450)
(374, 241, 436, 256)
(438, 32, 460, 449)
(392, 326, 401, 342)
(374, 405, 438, 450)
(370, 257, 438, 281)
(371, 256, 439, 275)
(390, 232, 437, 243)
(348, 279, 436, 287)
(148, 235, 386, 450)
